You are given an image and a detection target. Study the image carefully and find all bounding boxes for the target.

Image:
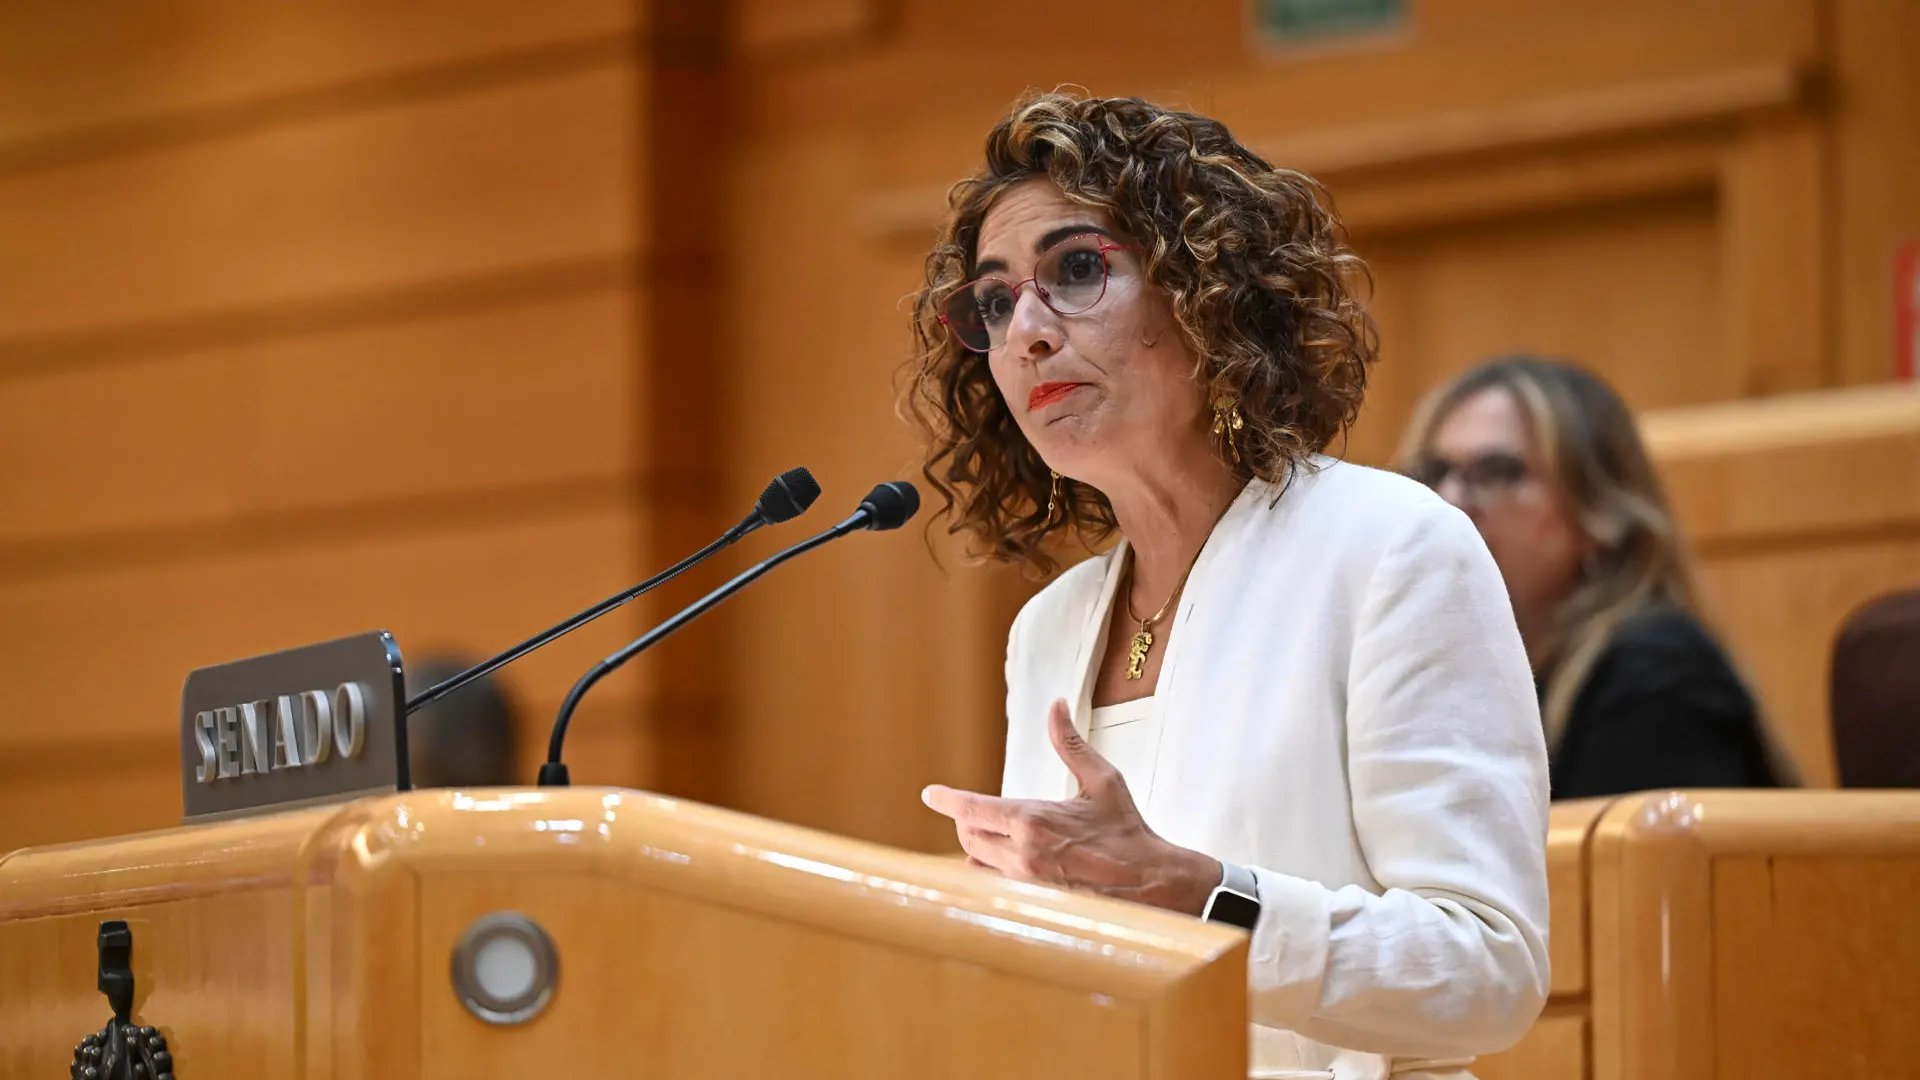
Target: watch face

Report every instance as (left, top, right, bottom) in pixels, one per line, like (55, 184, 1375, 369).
(1205, 888, 1261, 931)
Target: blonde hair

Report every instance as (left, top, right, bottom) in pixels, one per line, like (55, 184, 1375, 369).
(1396, 357, 1793, 782)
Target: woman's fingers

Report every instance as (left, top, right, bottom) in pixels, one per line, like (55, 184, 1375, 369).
(921, 784, 1032, 834)
(956, 826, 1017, 874)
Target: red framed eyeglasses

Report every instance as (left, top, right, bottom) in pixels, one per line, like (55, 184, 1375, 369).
(937, 233, 1138, 353)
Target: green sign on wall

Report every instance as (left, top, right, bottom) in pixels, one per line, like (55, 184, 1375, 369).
(1256, 0, 1408, 42)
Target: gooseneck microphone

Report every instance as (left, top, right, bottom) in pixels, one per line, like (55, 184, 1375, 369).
(537, 480, 920, 787)
(405, 467, 821, 716)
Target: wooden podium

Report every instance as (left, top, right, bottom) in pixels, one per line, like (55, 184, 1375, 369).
(0, 788, 1248, 1078)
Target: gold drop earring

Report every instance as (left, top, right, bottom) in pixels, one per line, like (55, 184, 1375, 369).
(1211, 396, 1245, 463)
(1046, 470, 1062, 522)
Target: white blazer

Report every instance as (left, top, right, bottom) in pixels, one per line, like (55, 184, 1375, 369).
(1001, 459, 1552, 1080)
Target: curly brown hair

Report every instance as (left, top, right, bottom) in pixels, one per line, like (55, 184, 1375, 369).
(901, 91, 1378, 575)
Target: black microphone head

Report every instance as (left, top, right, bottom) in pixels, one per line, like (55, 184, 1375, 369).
(857, 481, 920, 531)
(756, 467, 821, 524)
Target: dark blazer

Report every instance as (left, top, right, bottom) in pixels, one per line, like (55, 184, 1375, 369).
(1546, 604, 1783, 800)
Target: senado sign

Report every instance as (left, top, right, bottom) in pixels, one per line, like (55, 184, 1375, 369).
(190, 681, 370, 783)
(179, 632, 409, 820)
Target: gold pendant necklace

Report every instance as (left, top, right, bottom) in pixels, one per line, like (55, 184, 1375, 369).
(1123, 543, 1204, 681)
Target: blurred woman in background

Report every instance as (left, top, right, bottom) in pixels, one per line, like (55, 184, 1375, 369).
(1397, 356, 1792, 799)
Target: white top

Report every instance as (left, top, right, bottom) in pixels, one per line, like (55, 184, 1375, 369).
(1000, 458, 1551, 1080)
(1088, 696, 1160, 801)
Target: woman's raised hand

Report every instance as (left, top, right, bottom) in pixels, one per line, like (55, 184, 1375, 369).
(921, 699, 1219, 914)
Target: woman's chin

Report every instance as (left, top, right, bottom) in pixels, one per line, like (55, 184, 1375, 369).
(1030, 418, 1107, 471)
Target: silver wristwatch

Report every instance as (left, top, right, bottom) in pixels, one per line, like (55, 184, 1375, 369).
(1201, 860, 1261, 930)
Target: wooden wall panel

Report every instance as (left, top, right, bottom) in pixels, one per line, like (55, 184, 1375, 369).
(0, 1, 639, 150)
(732, 0, 880, 57)
(0, 766, 182, 861)
(1210, 3, 1819, 141)
(1647, 386, 1920, 544)
(1348, 189, 1721, 463)
(0, 286, 640, 546)
(0, 63, 641, 341)
(1832, 0, 1920, 384)
(1643, 385, 1920, 785)
(622, 3, 736, 806)
(0, 350, 244, 542)
(1325, 133, 1726, 241)
(1719, 116, 1828, 394)
(247, 288, 642, 513)
(0, 3, 657, 852)
(748, 0, 1820, 142)
(0, 506, 653, 744)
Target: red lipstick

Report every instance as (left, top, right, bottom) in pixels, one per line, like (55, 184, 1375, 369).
(1027, 381, 1085, 411)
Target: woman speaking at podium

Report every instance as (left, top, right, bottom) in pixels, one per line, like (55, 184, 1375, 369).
(906, 92, 1550, 1079)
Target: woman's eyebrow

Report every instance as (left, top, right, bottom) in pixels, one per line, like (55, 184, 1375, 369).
(1035, 223, 1110, 252)
(973, 224, 1112, 278)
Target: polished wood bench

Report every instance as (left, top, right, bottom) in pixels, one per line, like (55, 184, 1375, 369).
(1478, 790, 1920, 1080)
